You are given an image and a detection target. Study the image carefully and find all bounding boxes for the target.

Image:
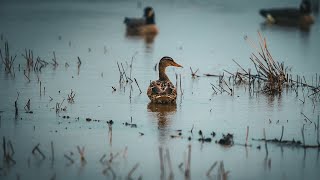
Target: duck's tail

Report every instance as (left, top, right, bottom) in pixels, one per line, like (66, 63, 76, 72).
(124, 17, 129, 24)
(259, 9, 268, 18)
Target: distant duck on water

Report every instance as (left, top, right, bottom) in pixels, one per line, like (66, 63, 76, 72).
(147, 57, 183, 104)
(259, 0, 314, 28)
(124, 6, 158, 35)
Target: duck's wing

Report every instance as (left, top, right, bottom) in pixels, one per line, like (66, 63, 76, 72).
(164, 81, 176, 96)
(124, 17, 146, 28)
(147, 80, 161, 98)
(147, 80, 177, 103)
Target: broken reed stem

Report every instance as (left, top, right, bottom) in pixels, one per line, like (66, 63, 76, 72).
(116, 61, 123, 82)
(8, 140, 15, 156)
(129, 84, 132, 101)
(222, 79, 233, 95)
(77, 57, 82, 67)
(51, 141, 54, 163)
(32, 143, 46, 160)
(109, 152, 120, 163)
(301, 124, 306, 146)
(301, 112, 312, 123)
(3, 136, 6, 158)
(280, 126, 284, 142)
(99, 154, 106, 164)
(64, 154, 74, 164)
(24, 70, 30, 82)
(185, 144, 191, 177)
(77, 146, 86, 162)
(15, 100, 18, 116)
(245, 126, 249, 146)
(179, 74, 183, 95)
(159, 147, 164, 176)
(317, 115, 319, 146)
(134, 78, 142, 94)
(129, 56, 133, 79)
(120, 63, 128, 82)
(24, 99, 31, 112)
(108, 123, 113, 146)
(175, 73, 178, 93)
(211, 83, 222, 94)
(263, 128, 268, 156)
(77, 57, 82, 75)
(233, 59, 248, 74)
(206, 161, 218, 177)
(52, 51, 58, 67)
(128, 163, 139, 178)
(308, 88, 320, 97)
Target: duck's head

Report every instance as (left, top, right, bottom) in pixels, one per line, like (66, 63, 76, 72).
(300, 0, 312, 14)
(143, 6, 156, 25)
(159, 56, 183, 68)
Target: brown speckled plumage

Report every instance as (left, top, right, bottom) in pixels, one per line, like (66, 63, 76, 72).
(147, 57, 182, 104)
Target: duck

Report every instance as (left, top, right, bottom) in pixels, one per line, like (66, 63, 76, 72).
(259, 0, 314, 28)
(124, 6, 158, 35)
(147, 57, 183, 104)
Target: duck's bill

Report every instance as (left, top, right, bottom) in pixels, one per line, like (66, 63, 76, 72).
(173, 62, 183, 68)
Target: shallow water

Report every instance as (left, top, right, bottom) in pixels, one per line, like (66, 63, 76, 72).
(0, 0, 320, 180)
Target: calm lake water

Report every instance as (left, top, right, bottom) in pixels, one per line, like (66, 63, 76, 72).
(0, 0, 320, 180)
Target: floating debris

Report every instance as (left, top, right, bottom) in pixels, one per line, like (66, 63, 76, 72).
(107, 120, 114, 125)
(211, 131, 216, 138)
(216, 133, 234, 146)
(123, 117, 137, 128)
(198, 130, 212, 142)
(123, 122, 137, 128)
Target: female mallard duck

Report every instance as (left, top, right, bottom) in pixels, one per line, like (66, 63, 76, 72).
(147, 57, 183, 104)
(259, 0, 314, 28)
(124, 6, 158, 35)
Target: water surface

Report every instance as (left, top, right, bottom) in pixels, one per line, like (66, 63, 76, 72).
(0, 0, 320, 180)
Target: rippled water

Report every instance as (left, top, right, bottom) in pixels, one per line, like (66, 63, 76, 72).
(0, 0, 320, 180)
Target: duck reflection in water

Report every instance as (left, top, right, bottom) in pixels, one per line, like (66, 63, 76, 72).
(147, 103, 177, 144)
(124, 6, 158, 49)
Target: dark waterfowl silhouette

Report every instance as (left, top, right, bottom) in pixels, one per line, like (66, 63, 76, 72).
(259, 0, 314, 28)
(124, 6, 158, 35)
(147, 57, 182, 104)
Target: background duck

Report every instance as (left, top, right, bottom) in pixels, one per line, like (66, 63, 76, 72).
(147, 57, 182, 104)
(124, 6, 158, 35)
(259, 0, 314, 28)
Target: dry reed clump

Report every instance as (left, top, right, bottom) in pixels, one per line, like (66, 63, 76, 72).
(244, 32, 288, 94)
(0, 41, 16, 73)
(22, 49, 34, 71)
